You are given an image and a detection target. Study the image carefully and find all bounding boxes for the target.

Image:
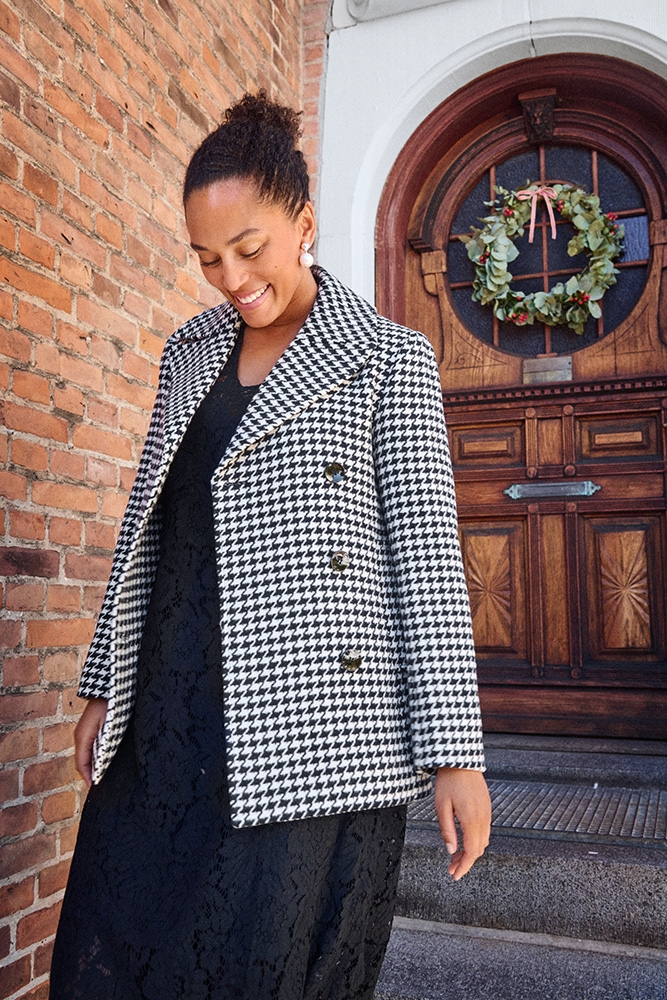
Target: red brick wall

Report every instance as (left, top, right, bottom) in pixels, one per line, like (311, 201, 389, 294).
(0, 0, 329, 995)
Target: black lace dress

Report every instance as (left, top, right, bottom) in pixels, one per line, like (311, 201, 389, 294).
(50, 335, 407, 1000)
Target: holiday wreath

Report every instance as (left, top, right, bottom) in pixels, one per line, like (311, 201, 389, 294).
(459, 183, 625, 335)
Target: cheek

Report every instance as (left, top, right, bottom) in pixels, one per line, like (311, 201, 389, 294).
(201, 268, 224, 291)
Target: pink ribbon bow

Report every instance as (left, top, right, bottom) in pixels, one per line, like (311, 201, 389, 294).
(516, 186, 558, 243)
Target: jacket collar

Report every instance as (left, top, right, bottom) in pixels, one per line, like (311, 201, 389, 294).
(168, 267, 379, 475)
(219, 266, 379, 471)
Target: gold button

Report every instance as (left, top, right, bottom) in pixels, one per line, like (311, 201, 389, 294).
(341, 649, 362, 672)
(325, 462, 345, 484)
(330, 550, 350, 572)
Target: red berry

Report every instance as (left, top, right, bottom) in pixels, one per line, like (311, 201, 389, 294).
(503, 207, 513, 217)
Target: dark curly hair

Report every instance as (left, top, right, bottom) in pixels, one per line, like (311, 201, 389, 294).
(183, 91, 310, 219)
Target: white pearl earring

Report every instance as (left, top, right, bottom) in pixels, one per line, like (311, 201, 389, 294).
(299, 242, 314, 268)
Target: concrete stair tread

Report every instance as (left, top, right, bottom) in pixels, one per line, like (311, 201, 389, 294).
(375, 918, 667, 1000)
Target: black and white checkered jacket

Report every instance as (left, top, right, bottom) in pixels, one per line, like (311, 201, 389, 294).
(79, 266, 485, 827)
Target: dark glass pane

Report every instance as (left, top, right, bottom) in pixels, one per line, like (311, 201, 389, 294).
(602, 265, 648, 333)
(598, 154, 644, 212)
(546, 222, 588, 274)
(510, 275, 543, 298)
(498, 323, 545, 356)
(451, 172, 492, 234)
(544, 146, 592, 190)
(550, 315, 598, 354)
(495, 150, 540, 193)
(507, 229, 543, 277)
(619, 216, 650, 262)
(451, 287, 494, 345)
(448, 238, 475, 283)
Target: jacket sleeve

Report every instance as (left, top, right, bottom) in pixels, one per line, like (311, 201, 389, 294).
(373, 329, 485, 771)
(77, 339, 174, 699)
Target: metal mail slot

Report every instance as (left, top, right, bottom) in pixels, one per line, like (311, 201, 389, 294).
(504, 481, 602, 500)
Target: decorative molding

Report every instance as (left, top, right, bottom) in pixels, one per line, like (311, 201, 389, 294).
(518, 88, 558, 142)
(442, 376, 667, 407)
(420, 248, 446, 296)
(649, 219, 667, 245)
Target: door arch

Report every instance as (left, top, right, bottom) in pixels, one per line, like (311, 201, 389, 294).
(377, 54, 667, 738)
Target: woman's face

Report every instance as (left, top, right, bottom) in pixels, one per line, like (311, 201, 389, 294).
(185, 178, 317, 332)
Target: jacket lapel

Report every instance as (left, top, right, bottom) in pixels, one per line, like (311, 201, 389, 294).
(144, 304, 240, 511)
(218, 267, 379, 473)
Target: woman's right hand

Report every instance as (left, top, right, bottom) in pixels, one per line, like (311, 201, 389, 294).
(74, 698, 108, 787)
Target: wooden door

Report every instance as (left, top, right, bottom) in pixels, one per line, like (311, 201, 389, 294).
(377, 55, 667, 738)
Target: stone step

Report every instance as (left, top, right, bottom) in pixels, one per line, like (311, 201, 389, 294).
(395, 736, 667, 948)
(484, 734, 667, 790)
(374, 917, 667, 1000)
(398, 809, 667, 948)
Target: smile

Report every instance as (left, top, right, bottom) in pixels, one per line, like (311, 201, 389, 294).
(236, 284, 269, 306)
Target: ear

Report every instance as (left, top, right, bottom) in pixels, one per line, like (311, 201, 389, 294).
(298, 201, 317, 248)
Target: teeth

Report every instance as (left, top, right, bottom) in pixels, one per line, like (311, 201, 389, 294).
(237, 285, 268, 305)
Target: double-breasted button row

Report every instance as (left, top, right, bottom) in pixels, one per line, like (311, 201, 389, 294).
(341, 649, 362, 672)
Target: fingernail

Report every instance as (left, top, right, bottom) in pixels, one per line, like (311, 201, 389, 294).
(446, 842, 456, 854)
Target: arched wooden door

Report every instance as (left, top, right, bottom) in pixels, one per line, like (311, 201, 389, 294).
(377, 54, 667, 738)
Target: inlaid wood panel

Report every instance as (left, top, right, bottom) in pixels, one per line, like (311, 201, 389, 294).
(576, 414, 661, 462)
(581, 517, 664, 661)
(458, 521, 528, 659)
(450, 423, 524, 468)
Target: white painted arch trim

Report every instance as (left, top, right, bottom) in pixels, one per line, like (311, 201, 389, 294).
(318, 17, 667, 304)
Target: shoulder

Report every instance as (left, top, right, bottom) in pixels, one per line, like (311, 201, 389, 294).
(315, 266, 436, 367)
(165, 301, 236, 349)
(377, 314, 437, 365)
(157, 301, 238, 372)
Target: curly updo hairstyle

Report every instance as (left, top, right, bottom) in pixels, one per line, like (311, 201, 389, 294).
(183, 91, 310, 219)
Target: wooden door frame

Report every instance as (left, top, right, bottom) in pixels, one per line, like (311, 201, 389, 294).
(376, 53, 667, 326)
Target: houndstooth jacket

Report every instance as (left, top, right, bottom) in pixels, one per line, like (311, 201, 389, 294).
(79, 266, 485, 827)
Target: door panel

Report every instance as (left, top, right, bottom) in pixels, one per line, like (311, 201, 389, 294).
(581, 516, 664, 661)
(459, 521, 528, 659)
(377, 54, 667, 738)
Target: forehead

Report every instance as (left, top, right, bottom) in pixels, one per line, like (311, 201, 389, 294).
(185, 178, 290, 243)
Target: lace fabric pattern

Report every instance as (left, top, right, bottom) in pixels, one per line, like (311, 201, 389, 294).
(50, 336, 407, 1000)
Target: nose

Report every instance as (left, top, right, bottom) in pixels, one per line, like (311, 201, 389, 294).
(221, 258, 249, 293)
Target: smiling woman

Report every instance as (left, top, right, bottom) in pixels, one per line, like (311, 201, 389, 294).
(185, 177, 317, 385)
(48, 92, 490, 1000)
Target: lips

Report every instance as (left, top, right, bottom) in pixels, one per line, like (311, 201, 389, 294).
(236, 284, 269, 306)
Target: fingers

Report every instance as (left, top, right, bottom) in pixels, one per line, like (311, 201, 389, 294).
(436, 798, 458, 855)
(434, 767, 492, 881)
(74, 699, 108, 787)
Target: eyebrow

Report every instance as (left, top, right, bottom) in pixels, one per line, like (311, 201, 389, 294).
(190, 228, 262, 251)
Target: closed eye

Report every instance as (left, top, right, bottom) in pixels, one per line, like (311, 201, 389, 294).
(241, 243, 265, 259)
(200, 258, 220, 268)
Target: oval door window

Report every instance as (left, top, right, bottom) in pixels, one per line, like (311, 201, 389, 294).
(447, 145, 650, 357)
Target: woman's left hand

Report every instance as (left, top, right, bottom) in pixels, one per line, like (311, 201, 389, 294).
(434, 767, 492, 880)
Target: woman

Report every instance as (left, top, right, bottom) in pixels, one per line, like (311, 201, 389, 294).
(50, 93, 491, 1000)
